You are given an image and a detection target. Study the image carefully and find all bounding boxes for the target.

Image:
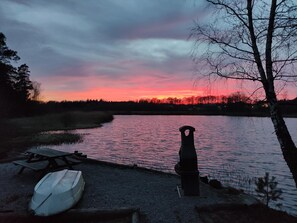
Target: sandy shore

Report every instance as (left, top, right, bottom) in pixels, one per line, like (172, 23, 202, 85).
(0, 159, 296, 223)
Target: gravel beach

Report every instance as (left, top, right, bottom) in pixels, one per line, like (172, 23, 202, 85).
(0, 159, 296, 223)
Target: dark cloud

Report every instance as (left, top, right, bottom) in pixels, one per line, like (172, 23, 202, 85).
(0, 0, 207, 100)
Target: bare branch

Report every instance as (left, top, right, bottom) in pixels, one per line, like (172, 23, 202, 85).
(207, 0, 249, 28)
(265, 0, 277, 83)
(247, 0, 268, 83)
(191, 0, 297, 86)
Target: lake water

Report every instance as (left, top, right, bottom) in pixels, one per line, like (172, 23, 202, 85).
(50, 115, 297, 215)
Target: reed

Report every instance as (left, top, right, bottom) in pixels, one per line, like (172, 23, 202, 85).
(0, 111, 113, 161)
(7, 111, 113, 132)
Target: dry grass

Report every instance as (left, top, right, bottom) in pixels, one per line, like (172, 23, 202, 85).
(7, 111, 113, 132)
(31, 132, 83, 145)
(0, 111, 113, 161)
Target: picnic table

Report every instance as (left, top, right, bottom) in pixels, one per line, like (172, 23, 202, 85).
(13, 148, 82, 174)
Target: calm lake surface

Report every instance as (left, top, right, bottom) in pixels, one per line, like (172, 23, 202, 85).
(50, 115, 297, 215)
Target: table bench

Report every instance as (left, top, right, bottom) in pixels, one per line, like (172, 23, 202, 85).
(13, 160, 49, 172)
(13, 148, 82, 174)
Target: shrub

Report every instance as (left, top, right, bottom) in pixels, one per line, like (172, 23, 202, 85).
(255, 172, 282, 207)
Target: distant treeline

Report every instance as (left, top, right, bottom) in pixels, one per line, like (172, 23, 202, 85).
(24, 96, 297, 117)
(2, 92, 297, 118)
(138, 91, 253, 105)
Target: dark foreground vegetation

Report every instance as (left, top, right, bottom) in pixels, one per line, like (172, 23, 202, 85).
(198, 204, 297, 223)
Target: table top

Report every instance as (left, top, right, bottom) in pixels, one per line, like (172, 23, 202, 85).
(27, 148, 72, 158)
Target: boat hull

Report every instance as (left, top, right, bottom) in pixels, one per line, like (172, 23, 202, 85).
(29, 169, 85, 216)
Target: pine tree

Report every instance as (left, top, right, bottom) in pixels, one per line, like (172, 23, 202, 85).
(0, 32, 36, 117)
(255, 172, 282, 207)
(14, 64, 33, 102)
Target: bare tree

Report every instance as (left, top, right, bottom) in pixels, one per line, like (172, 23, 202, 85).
(30, 81, 42, 101)
(191, 0, 297, 186)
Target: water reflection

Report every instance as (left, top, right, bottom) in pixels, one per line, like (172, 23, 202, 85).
(50, 115, 297, 215)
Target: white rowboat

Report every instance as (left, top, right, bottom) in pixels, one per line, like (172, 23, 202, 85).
(29, 169, 85, 216)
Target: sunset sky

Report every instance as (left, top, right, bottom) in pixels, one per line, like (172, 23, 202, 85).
(0, 0, 295, 101)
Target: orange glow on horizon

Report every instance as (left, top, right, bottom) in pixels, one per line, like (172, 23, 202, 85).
(42, 87, 205, 102)
(37, 72, 296, 102)
(41, 87, 296, 102)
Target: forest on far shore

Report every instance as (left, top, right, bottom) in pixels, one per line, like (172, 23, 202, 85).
(20, 95, 297, 118)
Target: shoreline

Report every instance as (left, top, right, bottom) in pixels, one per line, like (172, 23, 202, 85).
(110, 110, 297, 118)
(1, 157, 297, 222)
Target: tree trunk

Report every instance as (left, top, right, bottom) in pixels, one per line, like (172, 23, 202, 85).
(266, 90, 297, 187)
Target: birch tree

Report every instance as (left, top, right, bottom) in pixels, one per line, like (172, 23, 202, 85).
(191, 0, 297, 186)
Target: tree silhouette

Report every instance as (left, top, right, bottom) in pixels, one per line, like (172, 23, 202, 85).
(14, 64, 33, 102)
(255, 172, 282, 207)
(191, 0, 297, 186)
(30, 81, 41, 101)
(0, 32, 37, 117)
